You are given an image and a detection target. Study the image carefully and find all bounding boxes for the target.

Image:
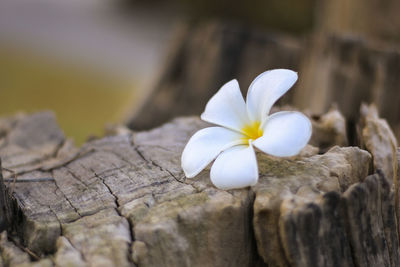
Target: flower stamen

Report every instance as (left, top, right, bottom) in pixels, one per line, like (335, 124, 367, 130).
(241, 121, 263, 144)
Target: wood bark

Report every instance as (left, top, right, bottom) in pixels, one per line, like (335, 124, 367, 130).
(315, 0, 400, 43)
(293, 35, 400, 140)
(127, 21, 303, 130)
(0, 160, 11, 232)
(125, 21, 400, 142)
(0, 108, 398, 266)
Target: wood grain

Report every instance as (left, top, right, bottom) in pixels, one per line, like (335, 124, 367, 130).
(0, 109, 398, 267)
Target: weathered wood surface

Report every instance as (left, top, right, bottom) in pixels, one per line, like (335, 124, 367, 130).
(0, 109, 399, 266)
(294, 35, 400, 140)
(315, 0, 400, 43)
(127, 21, 302, 130)
(0, 160, 9, 231)
(127, 21, 400, 142)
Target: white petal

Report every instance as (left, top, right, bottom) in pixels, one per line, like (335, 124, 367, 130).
(181, 127, 246, 178)
(201, 79, 250, 132)
(246, 69, 298, 123)
(210, 144, 258, 190)
(253, 111, 312, 157)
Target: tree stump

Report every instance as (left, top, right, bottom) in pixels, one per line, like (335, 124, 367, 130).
(125, 21, 400, 142)
(0, 159, 13, 232)
(127, 21, 302, 130)
(0, 108, 398, 266)
(293, 35, 400, 140)
(314, 0, 400, 43)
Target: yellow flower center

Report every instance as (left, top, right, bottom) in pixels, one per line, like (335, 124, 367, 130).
(241, 121, 263, 144)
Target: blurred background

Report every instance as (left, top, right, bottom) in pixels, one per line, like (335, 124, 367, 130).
(1, 0, 400, 145)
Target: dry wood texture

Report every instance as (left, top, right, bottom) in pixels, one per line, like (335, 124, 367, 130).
(315, 0, 400, 43)
(0, 160, 9, 231)
(294, 35, 400, 140)
(0, 108, 398, 267)
(127, 21, 302, 130)
(127, 22, 400, 142)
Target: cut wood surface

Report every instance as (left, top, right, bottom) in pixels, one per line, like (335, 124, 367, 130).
(0, 109, 399, 266)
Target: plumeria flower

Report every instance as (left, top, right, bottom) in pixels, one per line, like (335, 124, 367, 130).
(181, 69, 312, 190)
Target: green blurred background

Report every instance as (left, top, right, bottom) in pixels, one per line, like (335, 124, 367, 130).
(0, 44, 135, 144)
(0, 0, 178, 145)
(1, 0, 399, 145)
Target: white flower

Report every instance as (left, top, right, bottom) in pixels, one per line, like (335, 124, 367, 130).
(181, 69, 312, 190)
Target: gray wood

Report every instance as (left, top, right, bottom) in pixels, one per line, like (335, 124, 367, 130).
(0, 109, 399, 266)
(127, 21, 303, 130)
(0, 160, 15, 234)
(315, 0, 400, 43)
(0, 159, 7, 231)
(294, 35, 400, 140)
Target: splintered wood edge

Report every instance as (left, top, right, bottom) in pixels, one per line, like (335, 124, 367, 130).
(0, 111, 398, 267)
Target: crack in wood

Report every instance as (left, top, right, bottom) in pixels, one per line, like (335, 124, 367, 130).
(133, 145, 186, 184)
(3, 177, 55, 183)
(92, 169, 136, 265)
(52, 171, 82, 218)
(0, 112, 398, 266)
